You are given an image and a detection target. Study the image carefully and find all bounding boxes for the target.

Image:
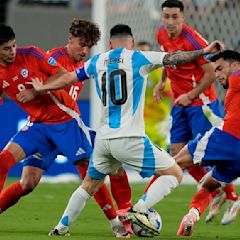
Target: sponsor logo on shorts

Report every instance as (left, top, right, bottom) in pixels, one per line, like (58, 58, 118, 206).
(76, 147, 86, 156)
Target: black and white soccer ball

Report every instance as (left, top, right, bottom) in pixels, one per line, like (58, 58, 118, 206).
(131, 208, 162, 237)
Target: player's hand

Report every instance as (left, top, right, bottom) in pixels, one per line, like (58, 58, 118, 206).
(204, 40, 224, 55)
(26, 78, 44, 92)
(16, 89, 38, 103)
(153, 82, 165, 103)
(174, 93, 192, 106)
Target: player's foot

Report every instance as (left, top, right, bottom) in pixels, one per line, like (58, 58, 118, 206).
(48, 227, 70, 236)
(221, 199, 240, 225)
(177, 213, 197, 236)
(205, 190, 226, 223)
(117, 209, 133, 234)
(125, 207, 158, 235)
(110, 217, 130, 238)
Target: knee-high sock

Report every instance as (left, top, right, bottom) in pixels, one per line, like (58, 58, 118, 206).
(134, 175, 179, 213)
(0, 181, 26, 213)
(190, 188, 212, 215)
(144, 175, 158, 193)
(77, 165, 117, 220)
(223, 183, 238, 201)
(56, 186, 91, 229)
(110, 170, 132, 210)
(187, 166, 207, 183)
(0, 150, 16, 191)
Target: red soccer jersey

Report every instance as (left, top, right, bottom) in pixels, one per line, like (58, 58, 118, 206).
(223, 70, 240, 139)
(48, 46, 84, 102)
(157, 24, 217, 106)
(0, 46, 79, 124)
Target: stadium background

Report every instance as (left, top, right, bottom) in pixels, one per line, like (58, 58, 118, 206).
(0, 0, 239, 181)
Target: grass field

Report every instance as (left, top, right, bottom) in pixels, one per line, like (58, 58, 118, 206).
(0, 180, 239, 240)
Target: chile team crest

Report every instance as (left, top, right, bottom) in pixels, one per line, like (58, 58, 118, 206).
(21, 68, 29, 78)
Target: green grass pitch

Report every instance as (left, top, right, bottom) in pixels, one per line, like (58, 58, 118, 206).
(0, 180, 239, 240)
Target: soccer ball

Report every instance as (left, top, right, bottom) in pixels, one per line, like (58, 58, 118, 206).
(131, 208, 162, 237)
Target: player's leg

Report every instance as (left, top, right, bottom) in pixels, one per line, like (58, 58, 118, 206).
(0, 142, 26, 191)
(0, 148, 59, 213)
(76, 161, 119, 226)
(109, 166, 132, 210)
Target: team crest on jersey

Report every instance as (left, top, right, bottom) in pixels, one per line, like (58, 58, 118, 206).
(47, 57, 57, 66)
(21, 69, 29, 78)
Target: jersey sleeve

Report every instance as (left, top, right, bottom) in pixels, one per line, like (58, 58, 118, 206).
(31, 47, 63, 76)
(75, 58, 92, 82)
(230, 73, 240, 91)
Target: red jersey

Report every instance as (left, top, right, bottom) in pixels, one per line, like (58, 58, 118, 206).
(157, 24, 216, 106)
(223, 70, 240, 139)
(48, 46, 84, 101)
(0, 46, 79, 124)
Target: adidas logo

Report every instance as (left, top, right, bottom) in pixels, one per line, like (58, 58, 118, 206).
(75, 147, 86, 156)
(3, 80, 10, 88)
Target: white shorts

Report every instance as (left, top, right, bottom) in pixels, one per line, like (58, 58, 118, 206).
(87, 135, 175, 179)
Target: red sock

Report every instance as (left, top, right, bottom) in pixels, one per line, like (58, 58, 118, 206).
(0, 150, 16, 191)
(0, 181, 26, 213)
(144, 175, 158, 193)
(223, 184, 238, 201)
(190, 188, 212, 215)
(110, 170, 132, 210)
(76, 164, 117, 220)
(187, 166, 207, 182)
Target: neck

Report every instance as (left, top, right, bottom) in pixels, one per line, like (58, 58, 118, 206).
(66, 44, 78, 64)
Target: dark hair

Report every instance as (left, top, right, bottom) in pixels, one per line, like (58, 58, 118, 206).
(0, 24, 15, 45)
(137, 41, 152, 49)
(69, 18, 101, 47)
(162, 0, 184, 12)
(210, 50, 240, 63)
(110, 24, 133, 38)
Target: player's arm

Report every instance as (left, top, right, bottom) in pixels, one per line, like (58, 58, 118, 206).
(29, 66, 89, 92)
(162, 40, 223, 66)
(187, 62, 215, 100)
(153, 68, 167, 103)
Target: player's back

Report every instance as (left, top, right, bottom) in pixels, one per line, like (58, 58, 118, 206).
(85, 48, 158, 139)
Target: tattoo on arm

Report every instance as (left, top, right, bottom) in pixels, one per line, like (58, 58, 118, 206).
(163, 49, 204, 66)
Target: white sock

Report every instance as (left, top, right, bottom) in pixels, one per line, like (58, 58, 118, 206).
(189, 208, 200, 221)
(56, 186, 91, 230)
(134, 175, 179, 212)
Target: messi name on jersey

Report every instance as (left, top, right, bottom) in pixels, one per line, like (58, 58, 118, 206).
(104, 57, 123, 66)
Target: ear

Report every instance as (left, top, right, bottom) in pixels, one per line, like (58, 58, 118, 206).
(68, 33, 74, 43)
(109, 40, 113, 49)
(132, 39, 135, 49)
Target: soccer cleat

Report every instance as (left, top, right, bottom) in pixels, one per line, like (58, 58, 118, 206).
(205, 191, 226, 223)
(125, 208, 158, 235)
(221, 199, 240, 225)
(117, 209, 133, 234)
(111, 217, 130, 238)
(177, 213, 197, 236)
(48, 227, 70, 236)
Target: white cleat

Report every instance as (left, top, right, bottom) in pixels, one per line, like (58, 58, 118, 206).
(221, 199, 240, 225)
(48, 227, 70, 236)
(205, 191, 226, 223)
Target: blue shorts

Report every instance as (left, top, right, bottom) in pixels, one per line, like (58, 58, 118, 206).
(188, 127, 240, 183)
(11, 118, 95, 170)
(170, 100, 224, 144)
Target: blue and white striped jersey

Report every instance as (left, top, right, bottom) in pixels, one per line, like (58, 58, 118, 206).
(76, 48, 167, 139)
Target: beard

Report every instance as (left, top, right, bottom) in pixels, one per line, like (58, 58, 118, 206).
(222, 82, 229, 89)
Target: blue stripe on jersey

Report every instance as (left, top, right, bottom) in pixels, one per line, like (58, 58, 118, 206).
(87, 54, 101, 99)
(108, 48, 124, 128)
(132, 51, 151, 114)
(140, 136, 155, 178)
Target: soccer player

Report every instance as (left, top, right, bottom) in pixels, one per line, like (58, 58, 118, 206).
(176, 50, 240, 236)
(146, 0, 238, 223)
(0, 19, 132, 237)
(29, 24, 223, 236)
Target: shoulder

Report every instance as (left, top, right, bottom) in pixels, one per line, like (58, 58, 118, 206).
(17, 45, 46, 60)
(181, 24, 208, 49)
(48, 46, 68, 60)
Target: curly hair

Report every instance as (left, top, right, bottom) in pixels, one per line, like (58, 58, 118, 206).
(69, 18, 101, 47)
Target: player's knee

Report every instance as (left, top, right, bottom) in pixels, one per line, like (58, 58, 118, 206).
(20, 177, 39, 193)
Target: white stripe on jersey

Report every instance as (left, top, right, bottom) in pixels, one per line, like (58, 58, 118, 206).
(49, 92, 92, 146)
(82, 48, 167, 139)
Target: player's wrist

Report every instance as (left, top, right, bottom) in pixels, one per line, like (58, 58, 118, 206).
(186, 93, 194, 101)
